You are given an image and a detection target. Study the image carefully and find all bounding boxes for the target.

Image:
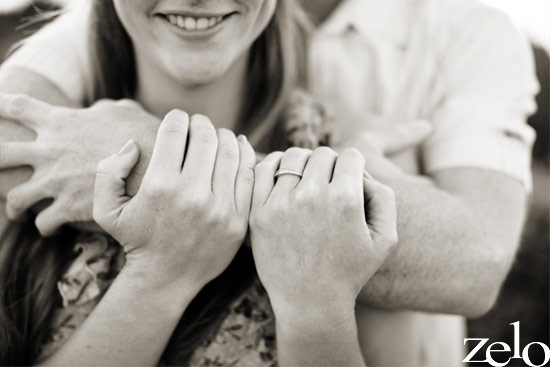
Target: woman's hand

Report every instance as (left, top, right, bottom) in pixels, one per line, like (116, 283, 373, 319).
(0, 93, 160, 236)
(249, 147, 398, 319)
(93, 110, 255, 290)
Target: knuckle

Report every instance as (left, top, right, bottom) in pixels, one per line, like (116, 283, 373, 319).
(284, 147, 307, 157)
(181, 192, 210, 212)
(217, 127, 236, 140)
(341, 147, 364, 162)
(217, 133, 238, 160)
(331, 186, 360, 209)
(8, 95, 30, 116)
(313, 146, 337, 158)
(6, 195, 23, 217)
(117, 99, 141, 109)
(241, 166, 255, 184)
(262, 198, 288, 216)
(35, 213, 56, 236)
(378, 183, 396, 202)
(228, 218, 247, 238)
(249, 209, 270, 229)
(191, 114, 214, 130)
(160, 115, 188, 134)
(205, 207, 226, 227)
(254, 158, 270, 172)
(294, 187, 321, 207)
(195, 126, 217, 144)
(93, 99, 113, 108)
(142, 179, 176, 199)
(6, 189, 19, 207)
(220, 148, 238, 161)
(165, 109, 189, 122)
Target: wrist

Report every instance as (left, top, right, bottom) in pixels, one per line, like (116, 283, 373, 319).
(273, 297, 356, 333)
(275, 303, 361, 364)
(118, 261, 202, 314)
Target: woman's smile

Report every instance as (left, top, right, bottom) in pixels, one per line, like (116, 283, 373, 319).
(155, 11, 237, 39)
(153, 3, 241, 40)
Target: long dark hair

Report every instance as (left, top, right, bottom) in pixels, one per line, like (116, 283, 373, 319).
(0, 0, 311, 365)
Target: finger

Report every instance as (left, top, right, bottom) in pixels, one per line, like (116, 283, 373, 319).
(181, 114, 218, 188)
(144, 109, 189, 178)
(381, 119, 432, 155)
(0, 93, 52, 130)
(93, 140, 140, 230)
(35, 201, 67, 237)
(251, 151, 284, 212)
(363, 177, 397, 245)
(330, 148, 365, 194)
(235, 135, 256, 216)
(271, 147, 310, 195)
(0, 141, 45, 169)
(6, 178, 51, 220)
(299, 146, 338, 187)
(212, 129, 239, 202)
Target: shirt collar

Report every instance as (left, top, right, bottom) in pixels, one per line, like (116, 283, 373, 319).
(316, 0, 410, 47)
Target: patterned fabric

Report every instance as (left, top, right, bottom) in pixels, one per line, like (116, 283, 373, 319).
(38, 89, 329, 366)
(38, 234, 124, 361)
(38, 234, 277, 366)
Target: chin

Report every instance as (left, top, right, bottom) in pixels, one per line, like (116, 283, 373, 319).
(169, 57, 234, 88)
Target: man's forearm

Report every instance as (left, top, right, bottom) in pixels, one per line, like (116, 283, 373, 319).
(358, 172, 525, 317)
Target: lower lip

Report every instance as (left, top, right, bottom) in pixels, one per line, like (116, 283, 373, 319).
(157, 14, 234, 40)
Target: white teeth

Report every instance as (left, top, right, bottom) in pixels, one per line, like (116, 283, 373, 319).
(196, 18, 209, 30)
(184, 17, 197, 30)
(165, 14, 225, 31)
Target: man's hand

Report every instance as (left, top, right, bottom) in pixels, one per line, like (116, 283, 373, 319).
(0, 94, 160, 236)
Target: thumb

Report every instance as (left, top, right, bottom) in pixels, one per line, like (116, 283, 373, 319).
(93, 140, 139, 232)
(382, 119, 432, 155)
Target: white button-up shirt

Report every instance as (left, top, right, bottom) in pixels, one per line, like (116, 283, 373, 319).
(3, 0, 539, 365)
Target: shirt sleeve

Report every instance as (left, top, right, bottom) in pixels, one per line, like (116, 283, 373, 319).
(422, 4, 538, 192)
(2, 2, 93, 105)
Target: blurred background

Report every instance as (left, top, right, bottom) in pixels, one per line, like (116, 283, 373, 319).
(0, 1, 548, 366)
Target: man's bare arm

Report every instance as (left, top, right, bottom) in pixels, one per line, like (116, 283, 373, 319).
(357, 159, 526, 318)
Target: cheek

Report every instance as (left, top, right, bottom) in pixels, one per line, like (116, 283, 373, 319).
(238, 0, 277, 45)
(112, 0, 154, 37)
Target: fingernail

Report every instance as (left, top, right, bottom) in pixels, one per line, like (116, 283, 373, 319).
(118, 139, 135, 155)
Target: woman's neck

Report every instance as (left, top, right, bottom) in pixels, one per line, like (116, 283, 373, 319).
(134, 54, 248, 131)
